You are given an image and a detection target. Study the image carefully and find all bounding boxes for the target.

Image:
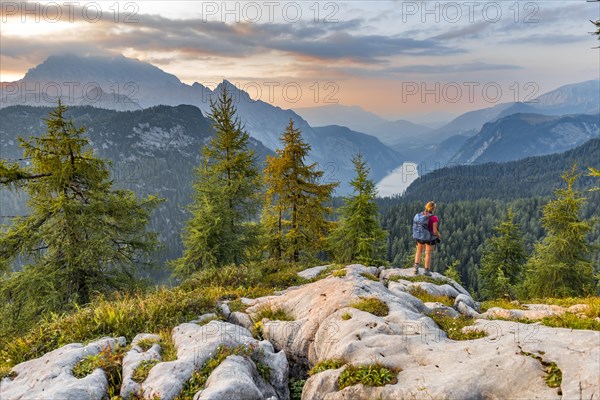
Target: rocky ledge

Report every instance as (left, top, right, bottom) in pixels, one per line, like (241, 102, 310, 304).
(2, 264, 599, 399)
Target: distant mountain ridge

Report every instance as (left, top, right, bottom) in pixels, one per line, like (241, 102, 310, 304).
(0, 54, 404, 194)
(293, 104, 432, 147)
(449, 113, 600, 164)
(402, 138, 600, 203)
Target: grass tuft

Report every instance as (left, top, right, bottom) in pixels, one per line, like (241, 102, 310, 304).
(253, 306, 294, 322)
(136, 337, 160, 352)
(409, 287, 454, 307)
(350, 297, 389, 317)
(361, 272, 380, 282)
(388, 275, 448, 285)
(308, 358, 345, 376)
(0, 367, 17, 380)
(338, 364, 398, 389)
(520, 350, 562, 388)
(332, 269, 347, 278)
(541, 313, 600, 331)
(72, 344, 127, 397)
(429, 311, 487, 340)
(480, 299, 527, 312)
(341, 312, 352, 320)
(131, 359, 159, 383)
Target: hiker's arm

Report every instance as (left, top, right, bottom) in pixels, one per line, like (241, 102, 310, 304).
(432, 222, 440, 237)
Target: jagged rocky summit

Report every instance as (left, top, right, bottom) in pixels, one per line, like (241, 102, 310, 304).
(2, 264, 599, 399)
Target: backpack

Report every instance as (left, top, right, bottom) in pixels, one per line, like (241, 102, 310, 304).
(412, 212, 433, 241)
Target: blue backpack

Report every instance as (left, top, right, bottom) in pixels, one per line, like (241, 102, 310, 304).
(412, 212, 433, 241)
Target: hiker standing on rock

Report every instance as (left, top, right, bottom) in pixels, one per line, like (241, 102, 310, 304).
(412, 201, 441, 276)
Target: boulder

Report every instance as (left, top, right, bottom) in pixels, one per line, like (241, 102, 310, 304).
(194, 355, 276, 400)
(0, 337, 125, 400)
(298, 265, 330, 280)
(229, 311, 254, 331)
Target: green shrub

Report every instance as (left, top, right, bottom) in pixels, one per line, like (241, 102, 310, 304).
(350, 297, 389, 317)
(429, 312, 487, 340)
(72, 344, 127, 397)
(361, 273, 379, 282)
(289, 378, 306, 400)
(409, 287, 454, 306)
(338, 364, 397, 389)
(132, 359, 159, 383)
(341, 312, 352, 320)
(308, 358, 345, 376)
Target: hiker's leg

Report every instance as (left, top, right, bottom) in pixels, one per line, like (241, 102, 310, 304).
(415, 242, 424, 265)
(424, 244, 434, 269)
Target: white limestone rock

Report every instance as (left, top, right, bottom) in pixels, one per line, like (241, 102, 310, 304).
(121, 333, 162, 399)
(194, 355, 276, 400)
(229, 311, 254, 331)
(0, 337, 125, 400)
(298, 265, 330, 280)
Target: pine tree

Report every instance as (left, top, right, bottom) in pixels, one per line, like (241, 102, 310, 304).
(328, 153, 387, 265)
(0, 101, 160, 332)
(262, 119, 337, 263)
(478, 208, 527, 300)
(523, 166, 596, 298)
(172, 87, 261, 276)
(589, 167, 600, 190)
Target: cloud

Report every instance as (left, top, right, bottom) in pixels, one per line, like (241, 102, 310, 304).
(431, 22, 490, 41)
(1, 2, 460, 64)
(388, 62, 523, 74)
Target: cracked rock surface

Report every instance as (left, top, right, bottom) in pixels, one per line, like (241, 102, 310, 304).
(2, 264, 598, 400)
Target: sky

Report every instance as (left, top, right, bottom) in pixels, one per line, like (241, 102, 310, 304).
(1, 0, 599, 120)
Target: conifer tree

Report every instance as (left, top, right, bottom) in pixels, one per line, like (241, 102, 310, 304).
(328, 153, 387, 265)
(172, 87, 260, 276)
(478, 208, 527, 299)
(589, 167, 600, 190)
(262, 119, 337, 263)
(0, 101, 160, 331)
(523, 166, 596, 298)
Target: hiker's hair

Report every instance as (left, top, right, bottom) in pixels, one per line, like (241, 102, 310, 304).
(425, 201, 436, 213)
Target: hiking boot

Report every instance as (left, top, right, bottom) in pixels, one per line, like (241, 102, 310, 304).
(413, 264, 419, 275)
(424, 269, 432, 276)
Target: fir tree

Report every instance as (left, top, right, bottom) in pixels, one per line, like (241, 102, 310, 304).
(478, 208, 527, 300)
(328, 153, 387, 265)
(523, 166, 596, 298)
(0, 101, 160, 332)
(172, 87, 261, 276)
(262, 119, 337, 263)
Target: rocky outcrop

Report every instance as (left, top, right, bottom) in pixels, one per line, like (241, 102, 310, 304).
(248, 265, 600, 400)
(142, 321, 289, 400)
(0, 337, 125, 400)
(2, 264, 599, 400)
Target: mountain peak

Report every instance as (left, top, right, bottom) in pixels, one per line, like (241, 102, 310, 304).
(22, 53, 182, 87)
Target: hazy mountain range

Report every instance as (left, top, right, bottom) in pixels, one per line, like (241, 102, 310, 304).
(0, 54, 403, 194)
(1, 54, 598, 194)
